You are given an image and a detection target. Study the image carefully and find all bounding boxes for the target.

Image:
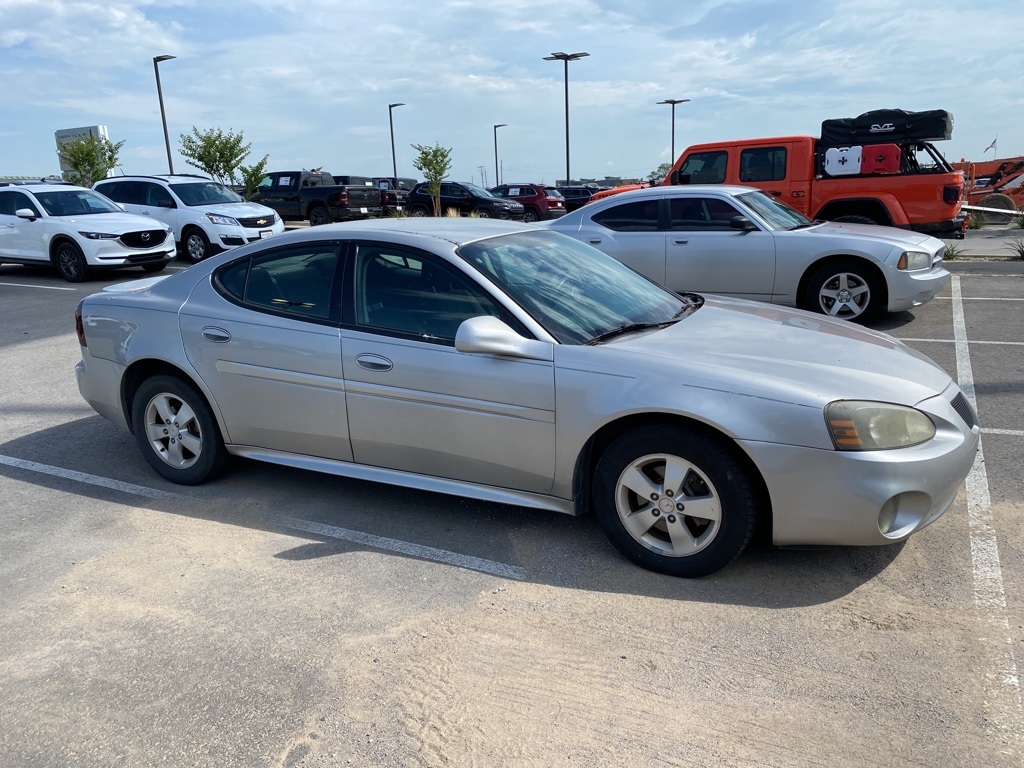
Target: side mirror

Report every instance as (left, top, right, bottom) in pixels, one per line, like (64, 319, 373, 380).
(455, 316, 552, 361)
(15, 208, 38, 221)
(730, 216, 758, 232)
(158, 200, 176, 209)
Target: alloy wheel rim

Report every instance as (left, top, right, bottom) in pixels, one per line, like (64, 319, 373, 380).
(187, 236, 205, 261)
(59, 248, 80, 277)
(144, 393, 203, 468)
(818, 272, 869, 318)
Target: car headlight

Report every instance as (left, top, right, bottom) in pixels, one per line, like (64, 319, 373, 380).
(898, 250, 932, 271)
(205, 213, 240, 226)
(825, 400, 936, 450)
(78, 231, 119, 240)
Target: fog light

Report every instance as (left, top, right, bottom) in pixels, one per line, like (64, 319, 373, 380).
(878, 497, 899, 534)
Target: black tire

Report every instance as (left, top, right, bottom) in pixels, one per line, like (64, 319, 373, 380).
(522, 209, 540, 223)
(833, 215, 878, 225)
(54, 240, 89, 283)
(804, 259, 883, 322)
(308, 205, 330, 226)
(593, 425, 756, 578)
(182, 228, 211, 263)
(410, 205, 429, 217)
(131, 374, 230, 485)
(474, 208, 492, 219)
(141, 262, 168, 274)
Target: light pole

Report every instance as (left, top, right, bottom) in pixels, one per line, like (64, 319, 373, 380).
(388, 103, 405, 179)
(657, 98, 690, 164)
(493, 124, 507, 187)
(153, 55, 176, 174)
(543, 51, 589, 185)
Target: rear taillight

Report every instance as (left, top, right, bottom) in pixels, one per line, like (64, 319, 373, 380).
(943, 184, 963, 204)
(74, 299, 87, 347)
(338, 189, 349, 204)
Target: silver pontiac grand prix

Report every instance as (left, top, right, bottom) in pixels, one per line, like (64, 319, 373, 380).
(75, 219, 979, 577)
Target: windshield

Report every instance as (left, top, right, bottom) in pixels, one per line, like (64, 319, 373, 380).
(737, 190, 813, 230)
(458, 230, 690, 345)
(170, 181, 243, 206)
(461, 183, 494, 198)
(35, 189, 123, 216)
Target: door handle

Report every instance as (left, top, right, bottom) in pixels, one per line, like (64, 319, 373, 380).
(587, 238, 602, 244)
(201, 327, 231, 343)
(355, 353, 393, 372)
(673, 239, 689, 245)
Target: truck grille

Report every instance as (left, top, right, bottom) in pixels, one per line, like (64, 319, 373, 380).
(237, 214, 278, 228)
(950, 391, 977, 429)
(119, 230, 169, 249)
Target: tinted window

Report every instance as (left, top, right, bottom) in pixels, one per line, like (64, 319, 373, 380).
(591, 199, 661, 231)
(97, 181, 144, 205)
(142, 182, 175, 207)
(34, 189, 121, 216)
(0, 190, 40, 216)
(354, 245, 503, 342)
(679, 151, 727, 184)
(169, 182, 241, 206)
(739, 147, 786, 182)
(669, 196, 743, 231)
(215, 245, 340, 321)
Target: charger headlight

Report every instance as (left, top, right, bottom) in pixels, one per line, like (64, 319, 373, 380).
(897, 250, 932, 271)
(825, 400, 935, 450)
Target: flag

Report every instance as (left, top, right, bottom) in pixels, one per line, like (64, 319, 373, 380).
(984, 135, 997, 153)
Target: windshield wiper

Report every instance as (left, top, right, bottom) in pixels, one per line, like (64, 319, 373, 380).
(586, 321, 675, 346)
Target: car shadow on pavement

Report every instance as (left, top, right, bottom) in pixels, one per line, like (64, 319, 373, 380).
(868, 310, 921, 332)
(2, 416, 905, 610)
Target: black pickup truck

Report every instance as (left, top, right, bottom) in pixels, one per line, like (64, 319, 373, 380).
(372, 177, 418, 216)
(252, 171, 382, 225)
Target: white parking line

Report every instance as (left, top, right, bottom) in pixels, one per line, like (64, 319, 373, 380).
(951, 276, 1023, 743)
(0, 281, 77, 291)
(0, 454, 185, 499)
(935, 297, 1024, 301)
(281, 517, 525, 580)
(984, 428, 1024, 437)
(901, 338, 1024, 347)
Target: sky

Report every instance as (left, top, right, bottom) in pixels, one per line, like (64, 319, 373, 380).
(1, 0, 1021, 186)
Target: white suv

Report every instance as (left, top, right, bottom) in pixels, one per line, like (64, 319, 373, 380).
(94, 175, 285, 262)
(0, 183, 174, 282)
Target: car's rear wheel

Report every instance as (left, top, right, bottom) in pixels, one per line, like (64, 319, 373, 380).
(805, 259, 882, 322)
(308, 205, 330, 226)
(593, 425, 756, 578)
(182, 228, 211, 263)
(132, 375, 229, 485)
(54, 241, 89, 283)
(410, 206, 429, 217)
(522, 209, 540, 223)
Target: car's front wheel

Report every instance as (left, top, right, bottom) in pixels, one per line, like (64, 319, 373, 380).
(131, 375, 229, 485)
(474, 208, 492, 218)
(182, 228, 211, 263)
(54, 241, 89, 282)
(805, 259, 883, 322)
(593, 425, 756, 578)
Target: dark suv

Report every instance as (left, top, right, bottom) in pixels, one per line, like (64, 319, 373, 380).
(555, 186, 595, 212)
(407, 181, 525, 219)
(489, 184, 567, 222)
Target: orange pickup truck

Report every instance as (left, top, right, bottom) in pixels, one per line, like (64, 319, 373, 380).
(596, 109, 966, 237)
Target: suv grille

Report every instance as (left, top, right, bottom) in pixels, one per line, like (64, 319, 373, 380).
(119, 229, 169, 249)
(237, 214, 277, 228)
(951, 391, 977, 429)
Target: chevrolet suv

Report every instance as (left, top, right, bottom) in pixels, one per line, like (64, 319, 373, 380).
(94, 175, 285, 262)
(489, 184, 567, 222)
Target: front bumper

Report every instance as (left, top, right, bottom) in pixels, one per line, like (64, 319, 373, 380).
(217, 219, 287, 248)
(739, 383, 979, 546)
(886, 264, 950, 312)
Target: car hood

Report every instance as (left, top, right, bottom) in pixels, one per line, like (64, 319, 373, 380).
(189, 202, 278, 218)
(793, 221, 940, 249)
(608, 296, 951, 407)
(55, 212, 171, 232)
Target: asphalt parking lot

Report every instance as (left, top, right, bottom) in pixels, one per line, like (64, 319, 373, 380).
(1, 254, 1022, 767)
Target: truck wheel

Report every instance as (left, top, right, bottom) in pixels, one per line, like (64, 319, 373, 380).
(308, 205, 330, 226)
(804, 259, 883, 323)
(978, 193, 1016, 225)
(834, 215, 878, 225)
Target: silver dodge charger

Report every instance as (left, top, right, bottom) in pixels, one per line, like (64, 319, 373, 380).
(75, 219, 979, 577)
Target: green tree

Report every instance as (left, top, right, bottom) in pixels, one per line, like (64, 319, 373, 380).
(411, 142, 453, 216)
(238, 155, 270, 201)
(56, 134, 125, 187)
(648, 162, 672, 184)
(178, 127, 254, 184)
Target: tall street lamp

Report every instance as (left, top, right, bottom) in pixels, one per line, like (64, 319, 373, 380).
(153, 55, 176, 174)
(543, 51, 589, 185)
(493, 124, 507, 187)
(388, 103, 405, 178)
(657, 98, 690, 164)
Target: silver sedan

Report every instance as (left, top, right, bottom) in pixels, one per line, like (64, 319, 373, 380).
(75, 219, 978, 577)
(546, 185, 950, 322)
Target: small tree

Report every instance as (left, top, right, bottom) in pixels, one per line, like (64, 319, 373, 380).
(411, 142, 453, 216)
(57, 135, 125, 187)
(648, 162, 672, 184)
(238, 155, 270, 201)
(179, 127, 253, 184)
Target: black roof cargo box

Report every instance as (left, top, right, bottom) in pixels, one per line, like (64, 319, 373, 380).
(820, 109, 953, 146)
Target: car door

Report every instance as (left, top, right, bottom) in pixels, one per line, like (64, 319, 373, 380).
(663, 195, 777, 300)
(341, 242, 556, 493)
(575, 198, 667, 283)
(178, 241, 353, 461)
(0, 190, 17, 257)
(4, 190, 47, 261)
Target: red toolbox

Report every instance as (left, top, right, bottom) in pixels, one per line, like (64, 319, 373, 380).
(861, 144, 901, 174)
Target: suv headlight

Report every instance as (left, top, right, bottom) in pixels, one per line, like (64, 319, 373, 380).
(898, 250, 932, 271)
(78, 231, 119, 240)
(205, 213, 240, 226)
(825, 400, 936, 450)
